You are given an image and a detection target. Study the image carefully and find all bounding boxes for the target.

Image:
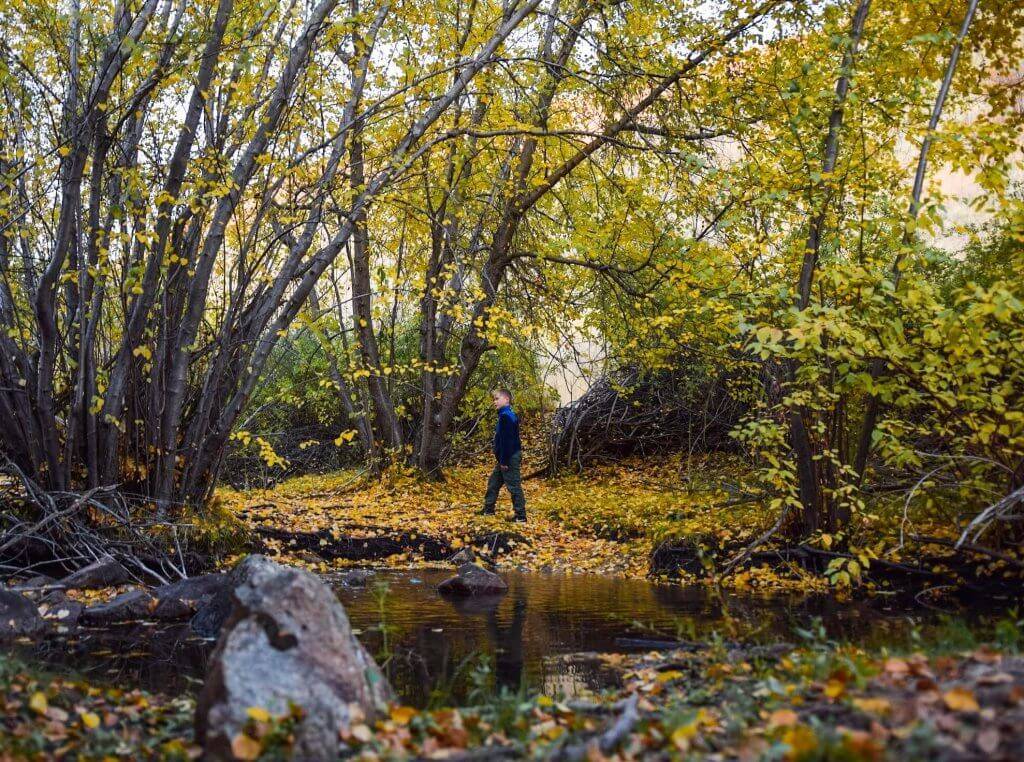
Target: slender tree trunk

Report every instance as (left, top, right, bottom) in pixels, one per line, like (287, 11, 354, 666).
(853, 0, 980, 482)
(349, 118, 404, 454)
(786, 0, 870, 535)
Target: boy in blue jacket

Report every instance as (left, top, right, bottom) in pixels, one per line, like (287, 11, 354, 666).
(481, 388, 527, 522)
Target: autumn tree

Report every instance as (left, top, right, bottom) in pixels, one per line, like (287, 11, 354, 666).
(296, 0, 791, 474)
(0, 0, 545, 523)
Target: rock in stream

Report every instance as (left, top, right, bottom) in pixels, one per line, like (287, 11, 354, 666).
(195, 555, 392, 760)
(437, 562, 509, 596)
(0, 588, 47, 641)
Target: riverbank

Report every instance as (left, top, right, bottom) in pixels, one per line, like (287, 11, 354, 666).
(218, 452, 1023, 598)
(4, 618, 1023, 759)
(218, 453, 777, 583)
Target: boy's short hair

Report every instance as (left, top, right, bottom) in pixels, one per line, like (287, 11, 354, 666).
(492, 387, 512, 402)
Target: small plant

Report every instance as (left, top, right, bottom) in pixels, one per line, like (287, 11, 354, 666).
(465, 655, 532, 738)
(928, 614, 978, 654)
(993, 608, 1023, 653)
(368, 579, 394, 668)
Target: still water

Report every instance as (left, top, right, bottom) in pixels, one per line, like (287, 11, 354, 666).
(22, 569, 981, 706)
(335, 569, 959, 705)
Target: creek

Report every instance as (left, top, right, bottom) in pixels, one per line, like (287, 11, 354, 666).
(21, 569, 993, 706)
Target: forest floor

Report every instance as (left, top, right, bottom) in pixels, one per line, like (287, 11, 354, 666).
(6, 456, 1023, 759)
(217, 449, 1011, 597)
(217, 452, 800, 587)
(4, 627, 1024, 759)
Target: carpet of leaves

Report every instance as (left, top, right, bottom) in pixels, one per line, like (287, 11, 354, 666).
(4, 637, 1023, 760)
(0, 653, 198, 759)
(217, 453, 764, 582)
(218, 638, 1024, 760)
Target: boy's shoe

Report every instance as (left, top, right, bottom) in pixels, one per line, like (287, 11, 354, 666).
(513, 514, 527, 523)
(479, 507, 496, 516)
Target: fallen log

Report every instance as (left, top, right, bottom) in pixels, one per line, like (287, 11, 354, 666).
(253, 524, 530, 565)
(256, 526, 452, 562)
(652, 533, 1023, 596)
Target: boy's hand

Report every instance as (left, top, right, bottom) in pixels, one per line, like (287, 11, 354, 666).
(500, 464, 509, 471)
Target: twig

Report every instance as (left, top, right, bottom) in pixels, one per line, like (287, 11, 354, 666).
(911, 534, 1024, 571)
(558, 692, 640, 761)
(720, 504, 791, 576)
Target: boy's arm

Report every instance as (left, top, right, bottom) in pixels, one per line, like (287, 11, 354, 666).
(495, 414, 512, 467)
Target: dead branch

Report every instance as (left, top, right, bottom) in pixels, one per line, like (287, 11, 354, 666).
(0, 456, 198, 583)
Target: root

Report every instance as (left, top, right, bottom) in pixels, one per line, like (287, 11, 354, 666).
(1, 457, 201, 584)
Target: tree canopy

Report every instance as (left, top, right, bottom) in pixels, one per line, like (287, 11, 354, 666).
(0, 0, 1022, 566)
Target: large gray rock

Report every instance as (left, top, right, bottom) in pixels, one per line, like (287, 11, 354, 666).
(152, 573, 227, 620)
(81, 588, 155, 625)
(190, 556, 266, 638)
(437, 562, 508, 596)
(195, 556, 392, 760)
(61, 555, 131, 589)
(0, 588, 47, 640)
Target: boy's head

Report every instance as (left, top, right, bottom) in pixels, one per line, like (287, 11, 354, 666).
(491, 388, 512, 409)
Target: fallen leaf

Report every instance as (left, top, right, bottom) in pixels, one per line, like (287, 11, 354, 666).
(246, 706, 271, 723)
(943, 687, 980, 713)
(883, 658, 909, 675)
(768, 708, 799, 728)
(230, 733, 262, 760)
(781, 724, 817, 757)
(824, 679, 845, 699)
(671, 722, 698, 751)
(29, 691, 48, 715)
(976, 727, 1001, 753)
(350, 723, 373, 743)
(852, 697, 891, 715)
(390, 705, 417, 725)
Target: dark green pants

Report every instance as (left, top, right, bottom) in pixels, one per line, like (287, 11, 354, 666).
(483, 451, 526, 518)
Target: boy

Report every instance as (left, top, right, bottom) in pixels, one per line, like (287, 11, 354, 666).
(481, 388, 527, 522)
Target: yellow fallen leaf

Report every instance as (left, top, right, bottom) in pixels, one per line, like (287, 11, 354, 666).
(389, 705, 417, 725)
(246, 706, 271, 723)
(230, 733, 262, 760)
(543, 724, 565, 741)
(81, 711, 101, 729)
(29, 692, 48, 715)
(852, 697, 891, 715)
(943, 687, 979, 713)
(657, 670, 684, 683)
(671, 721, 698, 751)
(824, 679, 845, 699)
(782, 724, 818, 757)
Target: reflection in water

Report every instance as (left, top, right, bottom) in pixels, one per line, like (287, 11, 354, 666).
(336, 569, 980, 706)
(489, 588, 527, 692)
(17, 569, 993, 707)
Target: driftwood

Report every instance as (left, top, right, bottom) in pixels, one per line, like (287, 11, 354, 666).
(547, 362, 745, 473)
(956, 484, 1024, 550)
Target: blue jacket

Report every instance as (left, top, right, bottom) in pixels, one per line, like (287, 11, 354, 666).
(493, 405, 522, 466)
